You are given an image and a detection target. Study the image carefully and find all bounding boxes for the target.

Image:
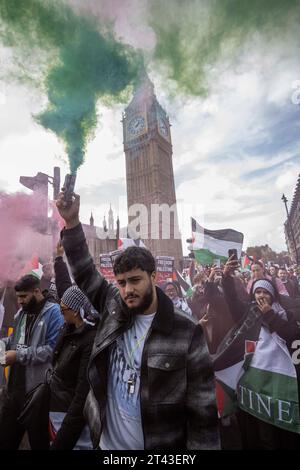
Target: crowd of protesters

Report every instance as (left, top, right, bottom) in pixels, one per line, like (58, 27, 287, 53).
(164, 259, 300, 449)
(1, 193, 300, 450)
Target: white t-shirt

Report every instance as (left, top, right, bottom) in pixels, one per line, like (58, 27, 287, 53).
(100, 312, 155, 450)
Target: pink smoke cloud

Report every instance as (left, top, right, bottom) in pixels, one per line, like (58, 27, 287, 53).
(68, 0, 155, 50)
(0, 191, 54, 283)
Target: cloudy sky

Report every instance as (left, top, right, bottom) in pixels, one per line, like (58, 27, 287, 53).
(0, 0, 300, 254)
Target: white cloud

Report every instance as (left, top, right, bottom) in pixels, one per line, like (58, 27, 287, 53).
(275, 164, 299, 198)
(0, 90, 6, 105)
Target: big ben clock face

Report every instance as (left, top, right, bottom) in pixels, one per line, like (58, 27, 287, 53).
(127, 115, 146, 139)
(158, 116, 170, 140)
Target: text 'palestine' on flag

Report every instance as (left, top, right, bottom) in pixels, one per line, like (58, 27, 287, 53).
(190, 217, 244, 265)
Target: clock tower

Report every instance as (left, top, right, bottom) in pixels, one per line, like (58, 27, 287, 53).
(122, 74, 183, 268)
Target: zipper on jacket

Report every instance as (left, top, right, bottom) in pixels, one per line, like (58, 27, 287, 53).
(87, 324, 128, 445)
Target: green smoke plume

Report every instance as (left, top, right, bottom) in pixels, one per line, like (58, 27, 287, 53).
(149, 0, 300, 97)
(0, 0, 143, 173)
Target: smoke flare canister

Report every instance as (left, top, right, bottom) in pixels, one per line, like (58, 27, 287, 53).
(62, 173, 76, 207)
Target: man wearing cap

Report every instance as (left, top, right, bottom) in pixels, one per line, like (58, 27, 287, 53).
(56, 192, 219, 450)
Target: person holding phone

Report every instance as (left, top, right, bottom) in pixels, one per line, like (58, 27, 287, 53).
(227, 249, 238, 261)
(213, 259, 221, 269)
(195, 265, 236, 355)
(219, 255, 300, 449)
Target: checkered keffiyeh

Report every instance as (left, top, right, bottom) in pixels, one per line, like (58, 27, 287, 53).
(252, 279, 275, 299)
(61, 285, 90, 317)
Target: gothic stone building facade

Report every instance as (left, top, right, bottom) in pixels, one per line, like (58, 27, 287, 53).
(284, 174, 300, 264)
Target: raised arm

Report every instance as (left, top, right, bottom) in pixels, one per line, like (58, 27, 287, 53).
(54, 241, 73, 299)
(221, 258, 247, 322)
(56, 192, 115, 316)
(256, 297, 300, 346)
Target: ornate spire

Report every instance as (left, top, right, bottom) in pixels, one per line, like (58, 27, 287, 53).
(126, 71, 155, 111)
(116, 216, 120, 241)
(90, 211, 94, 227)
(108, 204, 114, 232)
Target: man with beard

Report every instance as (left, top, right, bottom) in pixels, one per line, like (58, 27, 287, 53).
(56, 192, 219, 450)
(0, 274, 63, 449)
(278, 267, 300, 298)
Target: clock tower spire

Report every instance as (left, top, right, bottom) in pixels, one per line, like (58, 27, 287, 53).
(122, 73, 183, 267)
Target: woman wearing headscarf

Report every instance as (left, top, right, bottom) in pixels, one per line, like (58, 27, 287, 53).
(220, 256, 300, 449)
(163, 281, 193, 317)
(48, 285, 97, 449)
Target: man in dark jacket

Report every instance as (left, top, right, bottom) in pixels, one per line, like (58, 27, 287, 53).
(278, 268, 300, 298)
(56, 192, 219, 450)
(49, 285, 96, 450)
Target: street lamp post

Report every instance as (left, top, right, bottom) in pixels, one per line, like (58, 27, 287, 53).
(282, 193, 299, 265)
(20, 167, 61, 256)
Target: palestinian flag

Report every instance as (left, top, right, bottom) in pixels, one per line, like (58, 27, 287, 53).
(174, 269, 193, 298)
(110, 239, 147, 267)
(117, 238, 147, 250)
(190, 217, 243, 265)
(213, 305, 263, 417)
(241, 254, 252, 270)
(238, 327, 300, 433)
(21, 255, 43, 279)
(213, 306, 300, 433)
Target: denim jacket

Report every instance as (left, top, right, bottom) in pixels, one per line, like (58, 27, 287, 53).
(3, 301, 64, 393)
